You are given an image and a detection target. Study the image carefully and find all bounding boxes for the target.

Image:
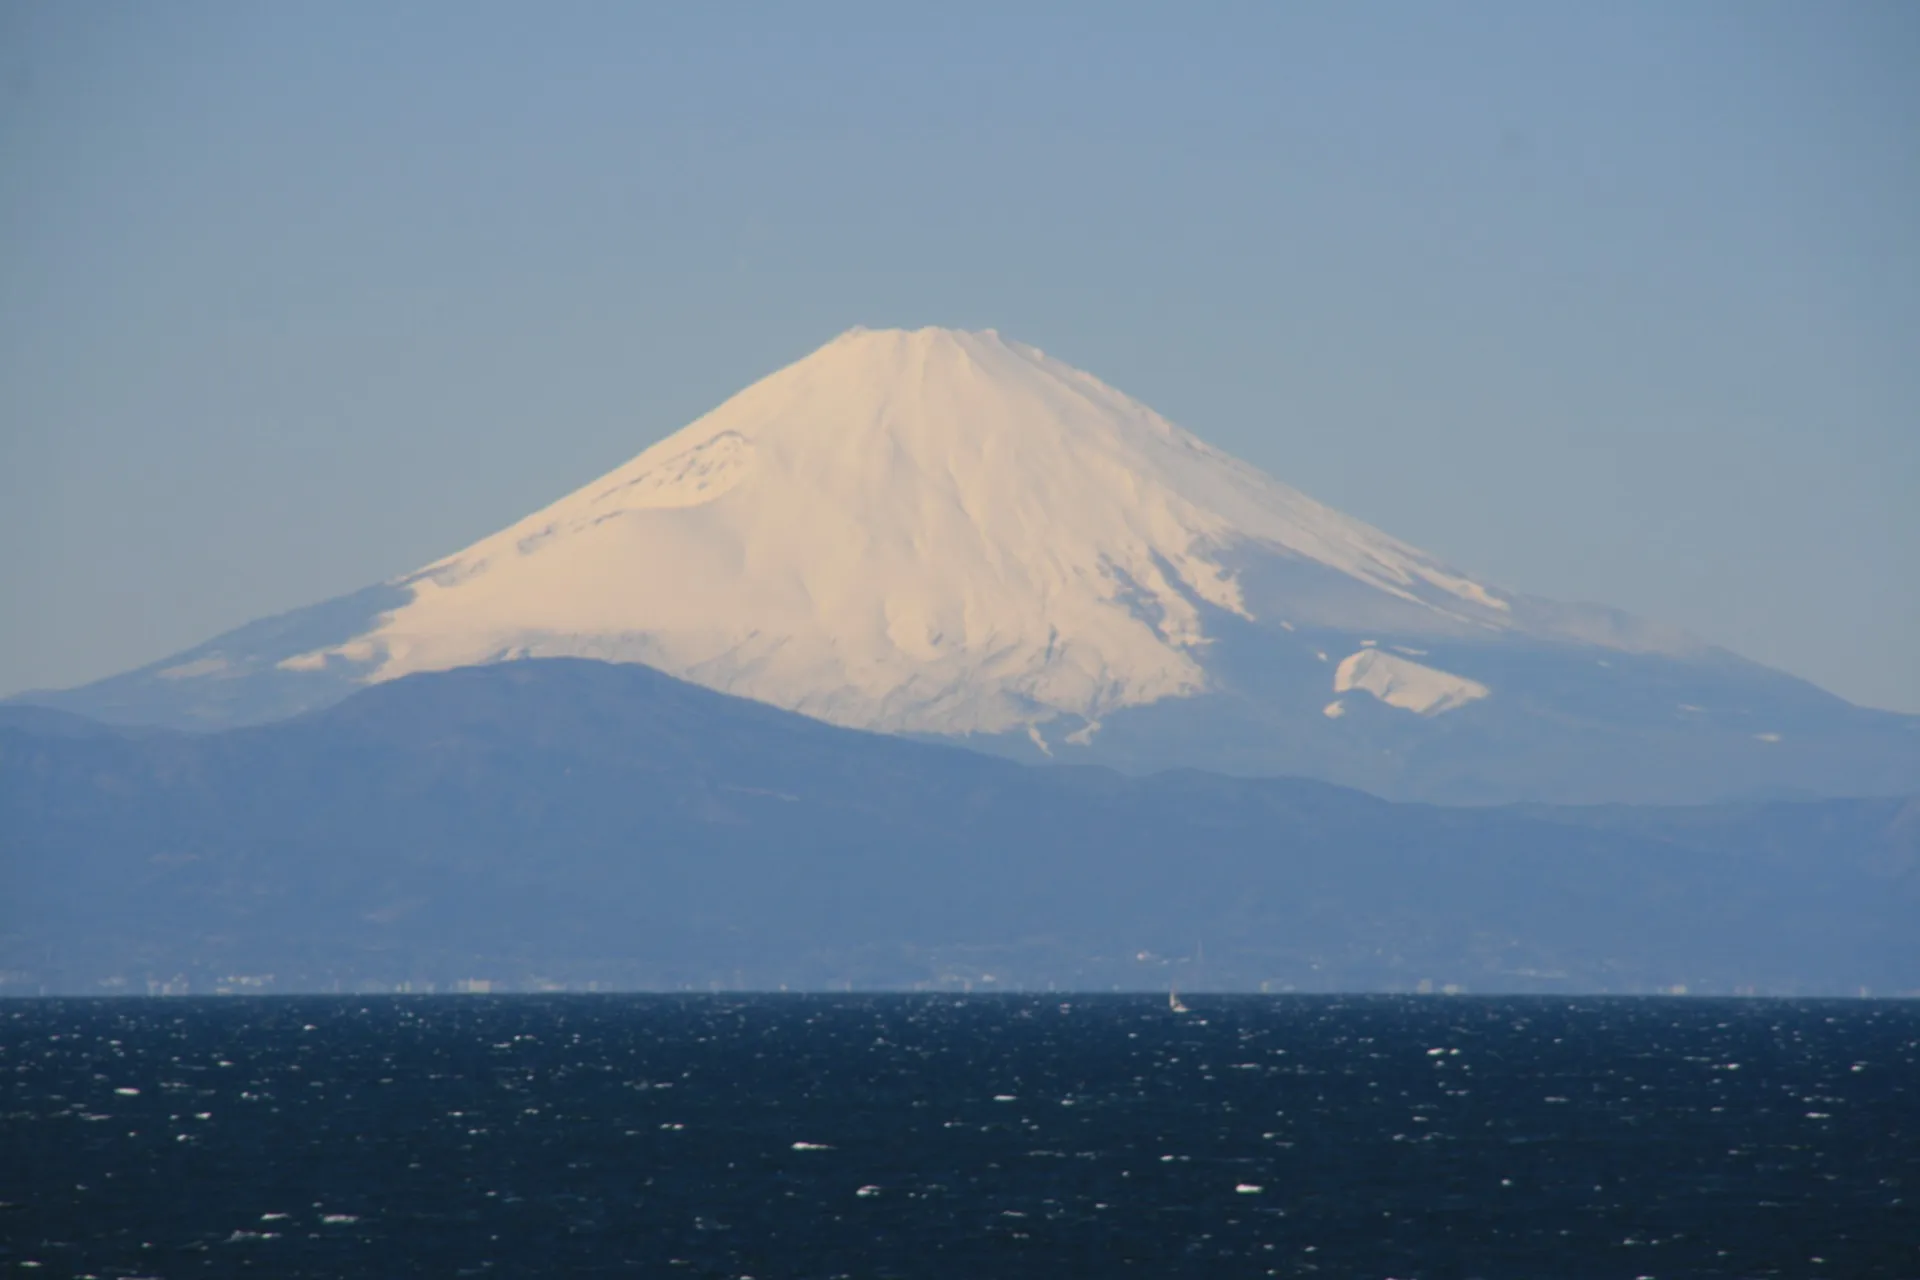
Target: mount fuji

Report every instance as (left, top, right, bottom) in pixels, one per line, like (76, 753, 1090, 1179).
(19, 326, 1918, 804)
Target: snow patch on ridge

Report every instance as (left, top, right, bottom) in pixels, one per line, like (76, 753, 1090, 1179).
(1333, 649, 1489, 716)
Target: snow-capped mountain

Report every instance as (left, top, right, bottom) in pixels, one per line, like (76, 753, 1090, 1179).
(20, 327, 1918, 803)
(278, 326, 1624, 733)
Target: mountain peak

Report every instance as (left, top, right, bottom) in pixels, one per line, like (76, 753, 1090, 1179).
(43, 326, 1702, 743)
(829, 323, 1006, 345)
(26, 326, 1918, 805)
(282, 327, 1527, 735)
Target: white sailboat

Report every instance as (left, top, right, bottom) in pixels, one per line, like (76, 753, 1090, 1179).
(1168, 988, 1190, 1014)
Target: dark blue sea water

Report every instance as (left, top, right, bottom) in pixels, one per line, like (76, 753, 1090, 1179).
(2, 996, 1914, 1278)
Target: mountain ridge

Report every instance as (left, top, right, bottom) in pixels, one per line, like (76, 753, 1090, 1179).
(5, 658, 1914, 996)
(13, 326, 1918, 804)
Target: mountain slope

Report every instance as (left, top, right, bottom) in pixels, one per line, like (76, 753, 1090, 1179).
(252, 326, 1558, 734)
(4, 659, 1915, 996)
(16, 327, 1919, 803)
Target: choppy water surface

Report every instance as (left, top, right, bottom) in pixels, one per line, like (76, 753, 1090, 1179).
(3, 996, 1914, 1278)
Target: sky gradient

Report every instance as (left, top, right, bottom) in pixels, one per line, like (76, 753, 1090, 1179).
(3, 2, 1917, 710)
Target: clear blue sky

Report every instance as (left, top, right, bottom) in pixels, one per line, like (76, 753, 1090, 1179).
(3, 2, 1916, 710)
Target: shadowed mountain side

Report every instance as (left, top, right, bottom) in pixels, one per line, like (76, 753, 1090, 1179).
(7, 583, 406, 729)
(3, 660, 1914, 995)
(945, 612, 1920, 805)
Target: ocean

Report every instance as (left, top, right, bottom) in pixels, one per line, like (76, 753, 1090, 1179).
(3, 995, 1913, 1278)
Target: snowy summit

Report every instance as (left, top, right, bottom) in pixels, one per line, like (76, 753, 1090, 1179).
(282, 326, 1520, 734)
(26, 324, 1919, 804)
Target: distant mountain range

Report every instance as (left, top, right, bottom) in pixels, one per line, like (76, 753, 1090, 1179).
(13, 327, 1917, 804)
(5, 659, 1914, 996)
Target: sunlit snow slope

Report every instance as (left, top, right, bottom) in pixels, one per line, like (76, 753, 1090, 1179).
(285, 327, 1533, 733)
(23, 325, 1918, 804)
